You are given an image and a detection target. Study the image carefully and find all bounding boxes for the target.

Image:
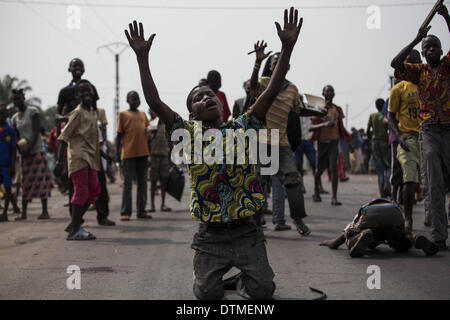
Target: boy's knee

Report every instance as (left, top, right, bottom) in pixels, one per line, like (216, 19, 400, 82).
(244, 281, 275, 300)
(193, 282, 224, 300)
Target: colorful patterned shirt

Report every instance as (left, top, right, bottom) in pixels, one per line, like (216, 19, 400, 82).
(166, 108, 265, 223)
(394, 50, 450, 124)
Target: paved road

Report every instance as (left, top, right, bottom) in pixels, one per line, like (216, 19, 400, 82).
(0, 173, 449, 300)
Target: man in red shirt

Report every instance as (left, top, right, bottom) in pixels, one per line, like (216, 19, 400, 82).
(207, 70, 231, 122)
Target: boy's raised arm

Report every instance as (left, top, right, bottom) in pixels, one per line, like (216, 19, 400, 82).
(125, 21, 175, 128)
(249, 41, 272, 92)
(253, 7, 303, 122)
(391, 26, 430, 72)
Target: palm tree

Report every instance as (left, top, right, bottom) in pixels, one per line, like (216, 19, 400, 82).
(0, 74, 41, 108)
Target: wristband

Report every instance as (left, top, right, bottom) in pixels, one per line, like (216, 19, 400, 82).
(254, 62, 261, 70)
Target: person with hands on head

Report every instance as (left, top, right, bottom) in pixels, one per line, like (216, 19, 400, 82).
(387, 50, 422, 232)
(390, 2, 450, 250)
(11, 89, 52, 221)
(126, 7, 303, 300)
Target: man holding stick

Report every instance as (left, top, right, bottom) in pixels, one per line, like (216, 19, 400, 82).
(391, 1, 450, 250)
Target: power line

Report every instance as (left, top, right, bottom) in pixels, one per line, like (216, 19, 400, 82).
(0, 0, 437, 10)
(16, 0, 94, 51)
(348, 79, 390, 121)
(83, 0, 122, 40)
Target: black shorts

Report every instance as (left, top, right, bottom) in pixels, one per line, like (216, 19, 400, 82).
(317, 140, 339, 176)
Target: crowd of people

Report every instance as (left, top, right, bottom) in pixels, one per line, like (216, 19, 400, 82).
(0, 4, 449, 300)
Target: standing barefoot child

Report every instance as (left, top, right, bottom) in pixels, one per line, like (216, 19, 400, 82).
(55, 80, 101, 240)
(126, 7, 303, 299)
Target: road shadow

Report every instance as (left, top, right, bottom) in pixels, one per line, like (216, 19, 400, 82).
(95, 237, 189, 246)
(88, 224, 187, 233)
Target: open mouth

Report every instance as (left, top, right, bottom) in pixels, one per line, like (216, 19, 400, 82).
(205, 100, 218, 110)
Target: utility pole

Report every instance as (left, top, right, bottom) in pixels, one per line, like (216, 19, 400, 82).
(389, 75, 395, 89)
(97, 42, 129, 135)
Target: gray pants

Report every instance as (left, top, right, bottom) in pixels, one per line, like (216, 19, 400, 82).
(120, 156, 148, 216)
(191, 218, 275, 300)
(419, 124, 450, 242)
(272, 146, 307, 223)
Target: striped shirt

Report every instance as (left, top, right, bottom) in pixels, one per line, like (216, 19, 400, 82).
(252, 77, 302, 146)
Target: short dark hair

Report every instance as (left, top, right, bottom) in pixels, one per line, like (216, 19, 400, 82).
(323, 85, 335, 92)
(186, 85, 202, 112)
(69, 58, 84, 68)
(422, 34, 442, 48)
(74, 79, 93, 93)
(406, 49, 421, 63)
(375, 98, 385, 111)
(207, 70, 221, 82)
(126, 90, 139, 100)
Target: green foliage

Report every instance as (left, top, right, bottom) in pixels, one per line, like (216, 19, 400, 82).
(0, 74, 56, 132)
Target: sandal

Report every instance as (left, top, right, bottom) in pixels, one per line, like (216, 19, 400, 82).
(161, 205, 172, 212)
(120, 215, 131, 221)
(331, 199, 342, 206)
(67, 228, 96, 240)
(312, 194, 322, 202)
(295, 220, 311, 236)
(137, 213, 153, 219)
(37, 213, 50, 220)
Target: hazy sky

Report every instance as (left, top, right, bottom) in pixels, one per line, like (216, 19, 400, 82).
(1, 0, 449, 139)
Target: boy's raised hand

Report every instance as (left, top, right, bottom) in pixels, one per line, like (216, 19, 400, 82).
(125, 21, 156, 58)
(437, 3, 449, 17)
(415, 25, 432, 42)
(253, 41, 272, 63)
(275, 7, 303, 48)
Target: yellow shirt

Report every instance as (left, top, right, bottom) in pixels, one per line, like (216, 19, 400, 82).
(252, 77, 302, 146)
(388, 81, 420, 136)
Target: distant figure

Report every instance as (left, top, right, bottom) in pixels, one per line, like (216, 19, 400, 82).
(116, 91, 152, 221)
(148, 110, 171, 212)
(0, 104, 17, 222)
(310, 85, 351, 206)
(367, 98, 391, 198)
(232, 80, 253, 118)
(207, 70, 231, 122)
(11, 89, 52, 221)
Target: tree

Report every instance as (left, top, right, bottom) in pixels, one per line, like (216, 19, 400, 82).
(0, 74, 42, 110)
